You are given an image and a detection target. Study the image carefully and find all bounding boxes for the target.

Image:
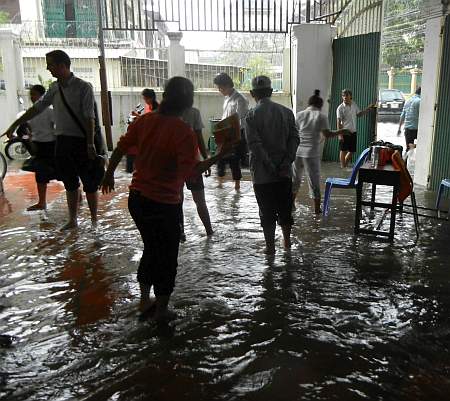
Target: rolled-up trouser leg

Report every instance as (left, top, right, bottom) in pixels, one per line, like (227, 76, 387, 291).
(128, 191, 181, 297)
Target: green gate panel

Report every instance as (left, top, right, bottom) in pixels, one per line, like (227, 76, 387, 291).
(430, 15, 450, 191)
(324, 32, 380, 162)
(42, 0, 66, 38)
(74, 0, 98, 38)
(379, 71, 389, 89)
(393, 72, 411, 94)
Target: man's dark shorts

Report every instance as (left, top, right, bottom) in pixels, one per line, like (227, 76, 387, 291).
(253, 178, 294, 228)
(33, 141, 57, 184)
(339, 132, 357, 153)
(217, 154, 242, 181)
(55, 135, 103, 193)
(405, 128, 418, 147)
(186, 174, 204, 191)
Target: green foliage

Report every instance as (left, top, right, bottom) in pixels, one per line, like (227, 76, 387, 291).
(382, 0, 425, 68)
(37, 75, 54, 90)
(217, 32, 285, 89)
(0, 11, 10, 24)
(239, 56, 271, 90)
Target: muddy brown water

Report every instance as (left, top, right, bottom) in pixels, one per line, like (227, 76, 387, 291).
(1, 163, 449, 401)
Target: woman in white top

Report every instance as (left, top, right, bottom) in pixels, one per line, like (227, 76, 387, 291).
(292, 90, 349, 214)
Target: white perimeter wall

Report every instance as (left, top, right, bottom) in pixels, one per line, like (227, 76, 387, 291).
(292, 24, 334, 117)
(14, 90, 291, 146)
(414, 16, 444, 187)
(0, 30, 24, 137)
(105, 91, 292, 145)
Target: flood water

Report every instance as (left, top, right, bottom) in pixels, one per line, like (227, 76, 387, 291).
(1, 159, 450, 401)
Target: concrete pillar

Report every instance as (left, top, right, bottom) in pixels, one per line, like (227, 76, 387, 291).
(282, 48, 291, 94)
(0, 29, 24, 133)
(410, 66, 420, 94)
(414, 17, 442, 188)
(19, 0, 44, 39)
(167, 31, 185, 78)
(387, 67, 395, 89)
(292, 24, 334, 116)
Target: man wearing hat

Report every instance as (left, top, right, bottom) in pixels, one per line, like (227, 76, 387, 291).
(245, 76, 299, 254)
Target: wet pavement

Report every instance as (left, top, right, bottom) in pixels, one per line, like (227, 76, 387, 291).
(1, 153, 450, 401)
(377, 119, 407, 149)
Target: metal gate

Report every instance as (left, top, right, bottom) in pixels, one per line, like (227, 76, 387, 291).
(323, 32, 380, 161)
(429, 15, 450, 191)
(100, 0, 303, 33)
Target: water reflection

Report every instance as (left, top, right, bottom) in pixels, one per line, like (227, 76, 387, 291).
(0, 166, 449, 400)
(58, 247, 114, 327)
(0, 196, 12, 218)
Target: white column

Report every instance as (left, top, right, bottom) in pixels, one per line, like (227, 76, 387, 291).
(410, 67, 420, 94)
(387, 67, 395, 89)
(167, 31, 185, 78)
(282, 48, 291, 94)
(19, 0, 43, 39)
(292, 24, 334, 116)
(0, 30, 24, 133)
(414, 17, 442, 188)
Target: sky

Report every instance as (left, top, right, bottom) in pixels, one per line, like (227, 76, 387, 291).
(182, 31, 227, 50)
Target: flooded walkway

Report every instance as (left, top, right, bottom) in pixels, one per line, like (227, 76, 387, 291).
(1, 162, 450, 400)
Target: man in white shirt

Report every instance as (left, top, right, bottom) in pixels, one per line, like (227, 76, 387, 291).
(213, 72, 249, 190)
(26, 84, 57, 211)
(3, 50, 101, 229)
(336, 89, 375, 168)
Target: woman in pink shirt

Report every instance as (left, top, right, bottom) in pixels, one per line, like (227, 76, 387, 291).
(102, 77, 229, 322)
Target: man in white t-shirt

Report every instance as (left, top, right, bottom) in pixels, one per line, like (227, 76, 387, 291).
(26, 84, 57, 211)
(336, 89, 375, 168)
(213, 72, 249, 190)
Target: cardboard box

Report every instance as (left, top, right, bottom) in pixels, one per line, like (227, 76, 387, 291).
(213, 113, 241, 146)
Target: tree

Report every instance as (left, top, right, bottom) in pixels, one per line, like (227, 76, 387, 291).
(37, 74, 54, 90)
(0, 11, 10, 24)
(215, 32, 285, 89)
(237, 55, 272, 90)
(382, 0, 425, 68)
(217, 32, 285, 67)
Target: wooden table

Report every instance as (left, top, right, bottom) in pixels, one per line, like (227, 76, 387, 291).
(355, 162, 401, 241)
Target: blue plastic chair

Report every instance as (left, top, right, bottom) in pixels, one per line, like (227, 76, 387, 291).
(435, 178, 450, 212)
(323, 147, 371, 216)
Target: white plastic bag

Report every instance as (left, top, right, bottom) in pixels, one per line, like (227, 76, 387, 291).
(406, 147, 416, 177)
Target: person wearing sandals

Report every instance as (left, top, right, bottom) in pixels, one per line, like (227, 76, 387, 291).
(101, 77, 231, 322)
(292, 90, 350, 214)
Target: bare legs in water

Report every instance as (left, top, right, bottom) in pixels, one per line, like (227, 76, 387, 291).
(60, 189, 97, 230)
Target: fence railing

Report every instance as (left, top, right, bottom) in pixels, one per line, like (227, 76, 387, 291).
(185, 49, 284, 90)
(19, 44, 284, 92)
(12, 18, 285, 92)
(379, 68, 422, 94)
(100, 0, 303, 33)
